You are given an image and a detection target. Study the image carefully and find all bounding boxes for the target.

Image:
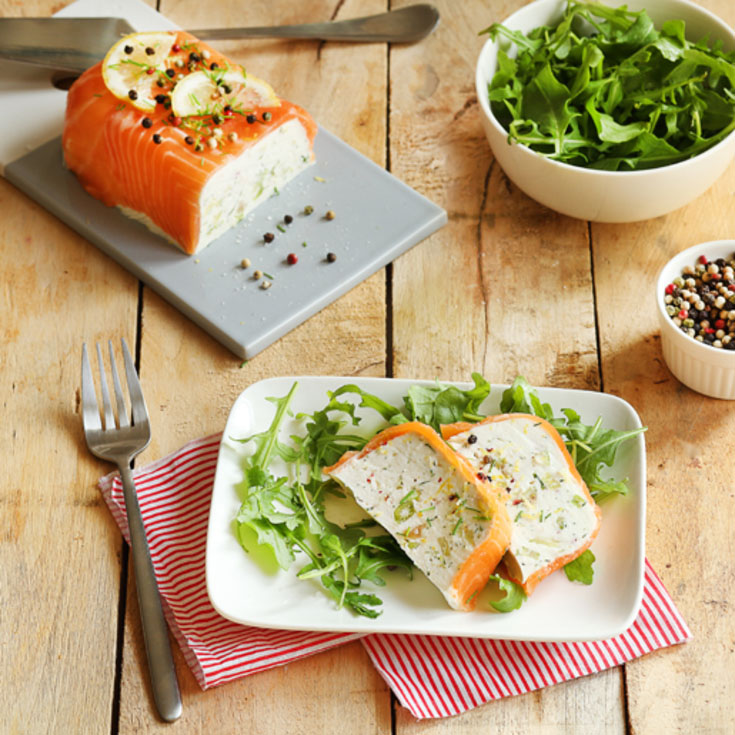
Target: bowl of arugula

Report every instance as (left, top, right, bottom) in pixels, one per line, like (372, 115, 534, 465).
(475, 0, 735, 222)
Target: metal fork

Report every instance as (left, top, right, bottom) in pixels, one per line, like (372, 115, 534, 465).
(81, 339, 182, 723)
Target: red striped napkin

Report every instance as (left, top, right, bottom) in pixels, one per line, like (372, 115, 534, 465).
(362, 561, 690, 718)
(98, 434, 362, 688)
(98, 434, 690, 718)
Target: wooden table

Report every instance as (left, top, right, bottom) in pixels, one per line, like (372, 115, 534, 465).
(2, 0, 734, 731)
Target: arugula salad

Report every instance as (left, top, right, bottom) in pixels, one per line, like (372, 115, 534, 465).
(232, 375, 644, 618)
(483, 2, 735, 170)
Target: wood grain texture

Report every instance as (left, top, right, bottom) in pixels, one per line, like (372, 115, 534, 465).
(4, 0, 735, 731)
(592, 2, 735, 731)
(390, 0, 616, 731)
(593, 105, 735, 735)
(115, 1, 392, 731)
(0, 178, 138, 733)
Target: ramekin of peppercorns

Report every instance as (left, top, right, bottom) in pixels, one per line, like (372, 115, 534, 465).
(656, 240, 735, 399)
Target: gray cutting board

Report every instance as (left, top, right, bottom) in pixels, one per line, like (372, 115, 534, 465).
(5, 131, 446, 358)
(0, 0, 446, 359)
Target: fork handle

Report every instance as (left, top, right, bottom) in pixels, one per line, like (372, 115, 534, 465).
(119, 463, 183, 723)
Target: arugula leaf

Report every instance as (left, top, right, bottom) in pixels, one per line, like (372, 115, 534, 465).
(483, 2, 735, 170)
(499, 375, 553, 419)
(404, 372, 491, 430)
(232, 382, 412, 618)
(550, 407, 645, 500)
(354, 536, 414, 587)
(488, 575, 527, 612)
(329, 384, 406, 424)
(564, 550, 596, 585)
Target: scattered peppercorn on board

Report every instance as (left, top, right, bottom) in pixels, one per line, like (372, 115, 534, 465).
(206, 376, 646, 641)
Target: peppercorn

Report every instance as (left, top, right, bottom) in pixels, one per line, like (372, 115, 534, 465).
(166, 68, 175, 78)
(262, 111, 272, 121)
(124, 45, 133, 54)
(303, 205, 314, 215)
(210, 62, 219, 70)
(141, 117, 153, 128)
(212, 113, 223, 125)
(325, 210, 336, 220)
(263, 232, 275, 243)
(467, 434, 478, 444)
(664, 253, 735, 350)
(189, 52, 201, 63)
(185, 136, 194, 145)
(286, 253, 298, 265)
(246, 114, 256, 124)
(145, 46, 155, 55)
(241, 258, 251, 269)
(326, 252, 337, 263)
(155, 94, 167, 104)
(152, 133, 162, 144)
(284, 214, 293, 224)
(128, 89, 138, 100)
(253, 270, 263, 280)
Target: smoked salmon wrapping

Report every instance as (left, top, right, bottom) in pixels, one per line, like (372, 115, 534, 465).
(325, 422, 512, 611)
(63, 31, 317, 254)
(442, 414, 602, 595)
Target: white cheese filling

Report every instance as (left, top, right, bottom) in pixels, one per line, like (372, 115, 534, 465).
(119, 118, 313, 252)
(328, 432, 497, 608)
(197, 119, 312, 250)
(447, 418, 598, 584)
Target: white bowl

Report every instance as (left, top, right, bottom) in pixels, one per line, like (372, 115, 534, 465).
(656, 240, 735, 399)
(475, 0, 735, 222)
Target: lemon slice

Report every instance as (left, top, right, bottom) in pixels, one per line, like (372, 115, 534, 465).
(170, 70, 280, 117)
(102, 31, 177, 111)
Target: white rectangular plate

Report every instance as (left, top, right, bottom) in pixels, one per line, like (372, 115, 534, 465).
(206, 376, 646, 641)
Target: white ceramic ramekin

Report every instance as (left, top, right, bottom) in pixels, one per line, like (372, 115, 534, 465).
(656, 240, 735, 399)
(475, 0, 735, 223)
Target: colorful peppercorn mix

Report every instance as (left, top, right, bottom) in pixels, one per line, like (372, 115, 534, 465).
(664, 253, 735, 350)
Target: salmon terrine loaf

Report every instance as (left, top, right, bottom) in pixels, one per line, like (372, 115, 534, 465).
(442, 415, 602, 595)
(63, 31, 317, 254)
(325, 422, 512, 611)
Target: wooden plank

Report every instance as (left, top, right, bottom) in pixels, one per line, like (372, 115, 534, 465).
(591, 2, 735, 731)
(116, 1, 392, 731)
(592, 0, 735, 718)
(0, 2, 156, 733)
(0, 176, 138, 731)
(390, 0, 622, 731)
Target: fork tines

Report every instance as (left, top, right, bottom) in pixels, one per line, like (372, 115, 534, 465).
(81, 338, 150, 434)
